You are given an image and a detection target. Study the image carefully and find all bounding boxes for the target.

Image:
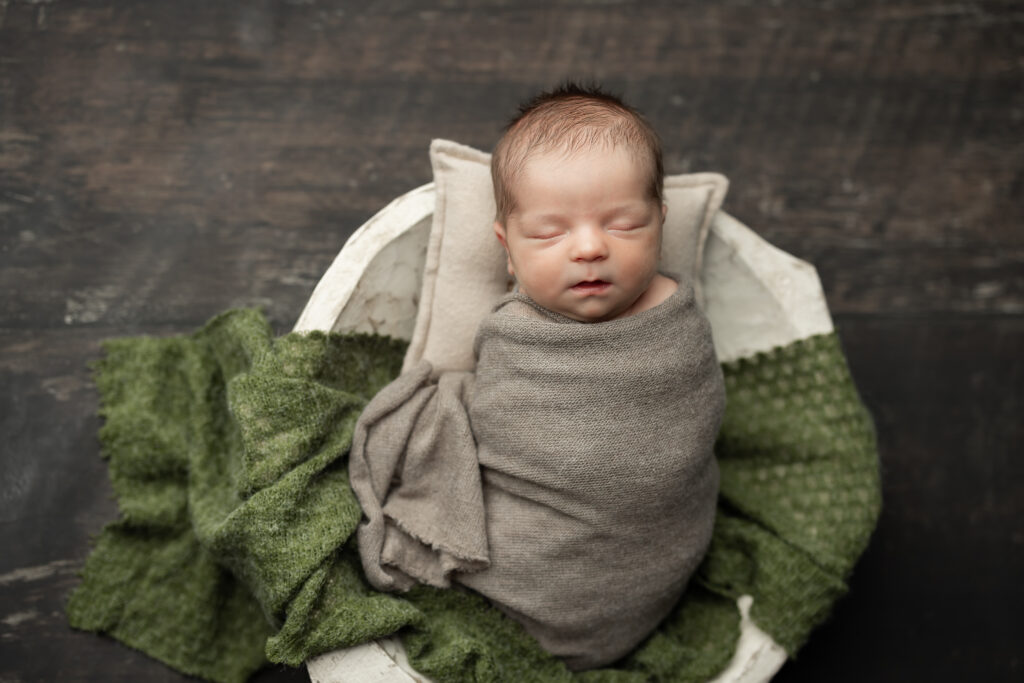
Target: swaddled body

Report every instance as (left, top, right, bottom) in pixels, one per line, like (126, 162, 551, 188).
(350, 284, 724, 669)
(461, 288, 723, 669)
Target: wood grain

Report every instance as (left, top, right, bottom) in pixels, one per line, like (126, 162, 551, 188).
(1, 1, 1020, 681)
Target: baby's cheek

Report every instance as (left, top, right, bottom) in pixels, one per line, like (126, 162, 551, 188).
(627, 244, 660, 276)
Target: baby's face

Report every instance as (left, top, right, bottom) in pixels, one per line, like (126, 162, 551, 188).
(494, 145, 664, 322)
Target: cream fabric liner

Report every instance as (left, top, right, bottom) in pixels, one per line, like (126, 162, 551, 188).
(402, 139, 728, 374)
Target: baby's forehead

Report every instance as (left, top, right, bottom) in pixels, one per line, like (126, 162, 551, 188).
(519, 136, 639, 164)
(513, 142, 647, 186)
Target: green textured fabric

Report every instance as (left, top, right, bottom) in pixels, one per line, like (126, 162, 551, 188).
(67, 308, 880, 683)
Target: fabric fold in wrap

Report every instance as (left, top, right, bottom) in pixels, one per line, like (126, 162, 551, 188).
(349, 361, 489, 591)
(350, 284, 728, 670)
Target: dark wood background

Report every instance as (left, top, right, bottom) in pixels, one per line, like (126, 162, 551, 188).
(1, 1, 1020, 681)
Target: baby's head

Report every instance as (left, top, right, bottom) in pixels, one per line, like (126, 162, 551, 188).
(491, 83, 669, 323)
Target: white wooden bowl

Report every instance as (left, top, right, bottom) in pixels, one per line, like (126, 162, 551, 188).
(296, 182, 834, 682)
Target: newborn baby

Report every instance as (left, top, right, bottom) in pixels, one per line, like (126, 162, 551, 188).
(349, 84, 726, 670)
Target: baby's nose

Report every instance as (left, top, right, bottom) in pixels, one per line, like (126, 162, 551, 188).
(570, 226, 609, 261)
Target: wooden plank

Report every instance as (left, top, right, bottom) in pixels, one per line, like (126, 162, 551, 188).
(2, 2, 1021, 326)
(0, 1, 1021, 681)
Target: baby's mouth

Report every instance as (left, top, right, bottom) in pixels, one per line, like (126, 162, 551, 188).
(570, 279, 611, 294)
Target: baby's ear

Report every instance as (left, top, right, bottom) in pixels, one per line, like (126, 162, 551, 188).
(661, 203, 668, 222)
(493, 221, 515, 277)
(493, 220, 508, 249)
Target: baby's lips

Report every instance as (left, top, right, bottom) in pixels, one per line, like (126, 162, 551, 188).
(570, 279, 612, 291)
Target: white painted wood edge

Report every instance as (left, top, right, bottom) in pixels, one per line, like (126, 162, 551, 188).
(306, 594, 787, 683)
(307, 637, 422, 683)
(709, 596, 789, 683)
(293, 183, 436, 334)
(706, 211, 834, 364)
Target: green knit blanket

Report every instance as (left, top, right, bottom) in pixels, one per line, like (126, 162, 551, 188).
(67, 308, 880, 683)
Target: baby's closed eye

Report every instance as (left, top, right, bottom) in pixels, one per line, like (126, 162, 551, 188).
(527, 228, 565, 240)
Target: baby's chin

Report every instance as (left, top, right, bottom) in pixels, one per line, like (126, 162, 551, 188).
(517, 283, 644, 323)
(550, 297, 639, 324)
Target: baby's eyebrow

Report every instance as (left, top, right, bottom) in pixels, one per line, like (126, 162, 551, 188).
(525, 212, 570, 226)
(521, 203, 652, 226)
(601, 203, 652, 220)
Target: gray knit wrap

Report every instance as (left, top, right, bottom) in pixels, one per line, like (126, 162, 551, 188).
(349, 284, 726, 670)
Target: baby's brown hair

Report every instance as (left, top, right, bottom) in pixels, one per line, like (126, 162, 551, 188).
(491, 82, 664, 224)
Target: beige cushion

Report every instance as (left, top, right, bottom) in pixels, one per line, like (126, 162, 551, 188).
(403, 139, 728, 374)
